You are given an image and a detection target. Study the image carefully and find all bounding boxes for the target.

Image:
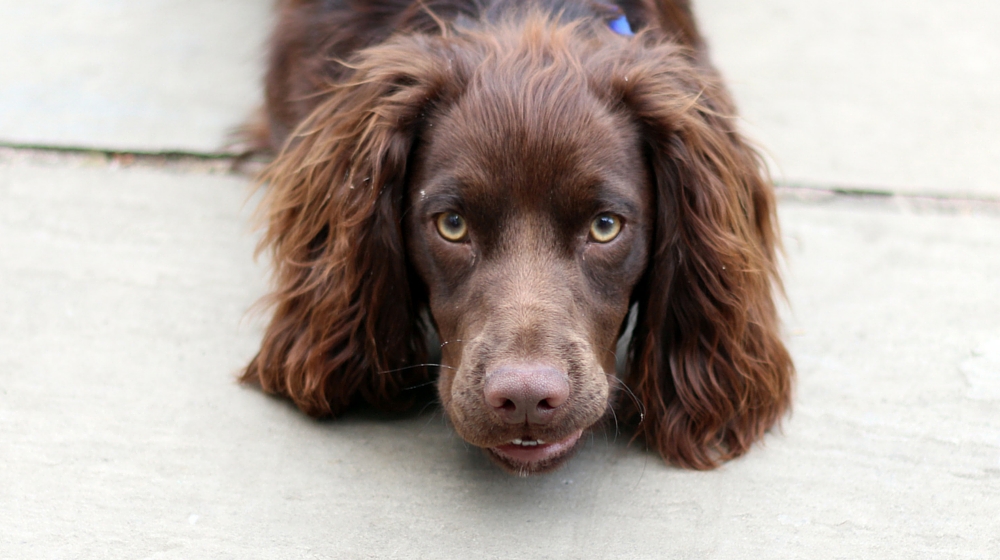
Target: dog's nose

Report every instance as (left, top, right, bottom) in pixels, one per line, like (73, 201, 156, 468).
(484, 365, 570, 425)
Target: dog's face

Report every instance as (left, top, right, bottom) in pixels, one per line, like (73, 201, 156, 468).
(247, 13, 793, 474)
(405, 72, 653, 474)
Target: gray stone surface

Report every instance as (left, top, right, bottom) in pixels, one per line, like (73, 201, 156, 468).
(2, 157, 998, 558)
(697, 0, 1000, 198)
(0, 0, 271, 153)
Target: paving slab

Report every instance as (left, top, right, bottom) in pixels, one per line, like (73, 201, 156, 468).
(697, 0, 1000, 198)
(1, 157, 998, 558)
(4, 0, 998, 198)
(0, 0, 271, 154)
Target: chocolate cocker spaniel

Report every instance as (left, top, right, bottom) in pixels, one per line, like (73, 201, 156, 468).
(242, 0, 794, 475)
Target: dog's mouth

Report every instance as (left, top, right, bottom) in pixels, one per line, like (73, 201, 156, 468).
(486, 429, 585, 475)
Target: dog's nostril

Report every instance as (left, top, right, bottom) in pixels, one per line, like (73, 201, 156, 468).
(500, 400, 516, 412)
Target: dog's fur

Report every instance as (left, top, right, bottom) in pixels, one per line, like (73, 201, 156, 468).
(242, 0, 794, 474)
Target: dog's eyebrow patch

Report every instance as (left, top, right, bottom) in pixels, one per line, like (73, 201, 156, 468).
(560, 179, 644, 218)
(591, 194, 640, 217)
(415, 189, 466, 216)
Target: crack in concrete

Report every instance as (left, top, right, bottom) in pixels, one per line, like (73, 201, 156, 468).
(0, 144, 267, 177)
(776, 184, 1000, 216)
(2, 144, 998, 215)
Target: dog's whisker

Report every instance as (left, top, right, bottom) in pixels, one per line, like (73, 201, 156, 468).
(595, 344, 619, 362)
(605, 403, 620, 446)
(417, 400, 443, 423)
(376, 363, 456, 375)
(438, 339, 465, 349)
(421, 411, 442, 433)
(632, 442, 650, 493)
(417, 400, 435, 414)
(606, 374, 645, 424)
(402, 380, 439, 391)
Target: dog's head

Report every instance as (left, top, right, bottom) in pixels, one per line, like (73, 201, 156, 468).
(245, 12, 792, 474)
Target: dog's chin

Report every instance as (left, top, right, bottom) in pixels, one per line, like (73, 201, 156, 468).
(483, 429, 585, 476)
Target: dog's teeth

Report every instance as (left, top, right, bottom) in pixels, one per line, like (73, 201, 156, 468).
(509, 438, 546, 447)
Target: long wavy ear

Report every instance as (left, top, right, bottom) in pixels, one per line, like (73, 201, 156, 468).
(243, 35, 461, 417)
(608, 43, 793, 469)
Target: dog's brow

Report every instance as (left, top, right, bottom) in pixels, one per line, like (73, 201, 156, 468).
(567, 180, 643, 218)
(416, 190, 466, 215)
(593, 195, 640, 217)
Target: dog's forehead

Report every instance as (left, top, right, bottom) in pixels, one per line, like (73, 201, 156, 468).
(417, 81, 645, 222)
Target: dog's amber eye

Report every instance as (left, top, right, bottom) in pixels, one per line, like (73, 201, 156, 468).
(590, 214, 622, 243)
(436, 212, 468, 242)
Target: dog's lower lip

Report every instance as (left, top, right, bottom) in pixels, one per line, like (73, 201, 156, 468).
(490, 429, 584, 465)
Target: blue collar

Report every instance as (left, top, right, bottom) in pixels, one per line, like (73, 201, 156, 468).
(609, 15, 634, 36)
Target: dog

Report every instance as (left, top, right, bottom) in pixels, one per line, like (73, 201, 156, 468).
(241, 0, 794, 475)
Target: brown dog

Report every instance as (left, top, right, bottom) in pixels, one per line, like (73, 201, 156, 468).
(242, 0, 793, 475)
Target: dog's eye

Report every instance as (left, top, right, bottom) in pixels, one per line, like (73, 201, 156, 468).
(436, 212, 468, 242)
(589, 214, 622, 243)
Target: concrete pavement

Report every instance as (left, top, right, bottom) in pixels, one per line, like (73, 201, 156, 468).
(0, 0, 270, 153)
(697, 0, 1000, 198)
(1, 1, 999, 558)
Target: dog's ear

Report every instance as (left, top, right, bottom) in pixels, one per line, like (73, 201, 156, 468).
(608, 46, 793, 468)
(243, 37, 461, 417)
(633, 0, 703, 49)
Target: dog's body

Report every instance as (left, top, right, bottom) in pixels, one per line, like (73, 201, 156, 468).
(244, 0, 794, 475)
